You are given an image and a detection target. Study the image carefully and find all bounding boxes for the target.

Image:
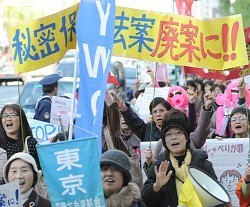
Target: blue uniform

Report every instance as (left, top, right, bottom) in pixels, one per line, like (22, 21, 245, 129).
(33, 74, 61, 123)
(34, 95, 52, 123)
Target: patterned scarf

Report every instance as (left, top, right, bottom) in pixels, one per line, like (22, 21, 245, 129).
(170, 149, 192, 195)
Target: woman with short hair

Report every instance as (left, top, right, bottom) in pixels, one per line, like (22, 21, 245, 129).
(3, 152, 51, 207)
(142, 109, 219, 207)
(100, 149, 146, 207)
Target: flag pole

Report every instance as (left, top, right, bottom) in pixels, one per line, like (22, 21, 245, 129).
(240, 66, 250, 163)
(68, 43, 79, 141)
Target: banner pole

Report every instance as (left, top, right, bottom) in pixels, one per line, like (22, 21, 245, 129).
(240, 66, 250, 164)
(68, 43, 79, 141)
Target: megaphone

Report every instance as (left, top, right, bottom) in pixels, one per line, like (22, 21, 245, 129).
(171, 94, 185, 107)
(188, 166, 231, 207)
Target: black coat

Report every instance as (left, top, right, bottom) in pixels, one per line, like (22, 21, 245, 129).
(23, 189, 51, 207)
(121, 105, 161, 142)
(121, 103, 197, 142)
(142, 149, 217, 207)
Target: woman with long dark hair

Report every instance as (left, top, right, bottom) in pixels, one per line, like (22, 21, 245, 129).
(0, 104, 40, 169)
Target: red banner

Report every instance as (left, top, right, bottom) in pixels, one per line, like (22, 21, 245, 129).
(244, 27, 250, 43)
(183, 38, 250, 80)
(183, 64, 250, 81)
(175, 0, 193, 16)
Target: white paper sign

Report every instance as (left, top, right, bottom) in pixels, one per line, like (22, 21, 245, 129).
(28, 118, 61, 144)
(203, 138, 248, 207)
(0, 181, 22, 207)
(140, 141, 158, 182)
(50, 96, 71, 127)
(140, 138, 249, 207)
(138, 87, 170, 122)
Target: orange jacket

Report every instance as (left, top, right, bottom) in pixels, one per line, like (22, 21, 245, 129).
(235, 178, 250, 207)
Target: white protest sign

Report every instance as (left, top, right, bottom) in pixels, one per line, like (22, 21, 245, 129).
(203, 138, 248, 207)
(50, 96, 71, 127)
(138, 87, 170, 122)
(131, 93, 144, 115)
(28, 118, 61, 144)
(140, 138, 249, 207)
(140, 141, 157, 182)
(0, 181, 22, 207)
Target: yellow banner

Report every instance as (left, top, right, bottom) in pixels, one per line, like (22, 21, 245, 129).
(8, 3, 79, 73)
(8, 5, 248, 73)
(113, 7, 248, 70)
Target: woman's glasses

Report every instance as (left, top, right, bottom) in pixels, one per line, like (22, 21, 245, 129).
(1, 113, 19, 119)
(169, 91, 182, 98)
(230, 116, 247, 123)
(165, 130, 185, 139)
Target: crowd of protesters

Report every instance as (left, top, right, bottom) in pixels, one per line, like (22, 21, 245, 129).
(0, 69, 249, 206)
(99, 70, 250, 207)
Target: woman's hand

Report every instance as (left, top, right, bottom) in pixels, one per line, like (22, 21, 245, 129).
(238, 77, 246, 99)
(153, 161, 172, 192)
(105, 90, 114, 107)
(146, 66, 154, 77)
(110, 90, 123, 108)
(245, 164, 250, 182)
(204, 92, 214, 110)
(146, 66, 157, 86)
(186, 89, 196, 103)
(214, 135, 223, 141)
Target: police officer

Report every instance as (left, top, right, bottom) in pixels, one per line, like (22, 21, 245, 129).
(34, 74, 61, 122)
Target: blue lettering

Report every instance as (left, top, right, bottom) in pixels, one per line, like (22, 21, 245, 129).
(35, 126, 45, 143)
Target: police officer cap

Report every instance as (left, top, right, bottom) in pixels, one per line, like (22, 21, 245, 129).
(39, 74, 61, 86)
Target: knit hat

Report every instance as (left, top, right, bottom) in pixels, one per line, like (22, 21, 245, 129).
(100, 150, 131, 186)
(3, 152, 39, 186)
(161, 118, 190, 149)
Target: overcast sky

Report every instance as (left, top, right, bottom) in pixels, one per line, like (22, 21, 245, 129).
(116, 0, 175, 13)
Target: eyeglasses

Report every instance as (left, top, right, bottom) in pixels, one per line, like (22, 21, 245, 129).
(230, 116, 247, 123)
(165, 130, 185, 139)
(1, 113, 19, 119)
(152, 109, 167, 115)
(231, 89, 239, 94)
(169, 91, 182, 98)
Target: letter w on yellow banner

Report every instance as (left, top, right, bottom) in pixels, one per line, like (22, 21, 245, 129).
(8, 3, 79, 73)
